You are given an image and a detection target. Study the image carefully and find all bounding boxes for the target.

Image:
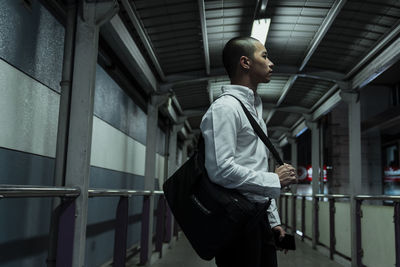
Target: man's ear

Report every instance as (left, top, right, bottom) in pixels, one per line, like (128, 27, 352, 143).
(239, 56, 251, 70)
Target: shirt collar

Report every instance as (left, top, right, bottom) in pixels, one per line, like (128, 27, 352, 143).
(221, 84, 256, 106)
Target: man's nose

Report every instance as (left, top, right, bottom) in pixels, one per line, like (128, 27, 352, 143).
(269, 60, 274, 69)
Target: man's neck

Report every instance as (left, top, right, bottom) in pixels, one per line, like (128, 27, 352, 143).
(230, 77, 257, 93)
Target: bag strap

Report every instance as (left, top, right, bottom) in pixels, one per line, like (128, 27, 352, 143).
(223, 94, 284, 166)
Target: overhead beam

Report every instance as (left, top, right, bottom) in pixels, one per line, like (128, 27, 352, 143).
(310, 84, 339, 112)
(207, 80, 213, 104)
(265, 109, 276, 124)
(120, 0, 165, 81)
(352, 34, 400, 89)
(269, 126, 291, 132)
(160, 66, 345, 92)
(276, 75, 297, 107)
(260, 0, 268, 16)
(312, 90, 342, 121)
(263, 103, 310, 114)
(183, 108, 207, 118)
(101, 15, 157, 92)
(346, 20, 400, 79)
(198, 0, 210, 75)
(299, 0, 347, 71)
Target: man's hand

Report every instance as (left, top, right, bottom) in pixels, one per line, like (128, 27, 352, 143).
(273, 225, 288, 254)
(275, 163, 297, 187)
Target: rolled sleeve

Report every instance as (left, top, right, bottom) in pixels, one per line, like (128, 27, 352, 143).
(267, 199, 281, 228)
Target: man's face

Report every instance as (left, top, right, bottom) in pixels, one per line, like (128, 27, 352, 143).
(249, 41, 274, 84)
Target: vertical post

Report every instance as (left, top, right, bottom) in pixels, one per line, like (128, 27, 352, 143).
(287, 137, 298, 234)
(181, 139, 191, 164)
(113, 197, 129, 267)
(314, 196, 319, 246)
(56, 199, 76, 267)
(301, 196, 306, 241)
(394, 202, 400, 267)
(165, 124, 183, 245)
(355, 199, 363, 267)
(285, 195, 289, 227)
(287, 137, 298, 195)
(292, 195, 297, 234)
(278, 196, 282, 219)
(308, 120, 320, 249)
(141, 95, 168, 264)
(48, 2, 77, 266)
(329, 198, 336, 260)
(155, 195, 166, 257)
(62, 2, 117, 266)
(140, 195, 151, 265)
(341, 90, 362, 267)
(319, 125, 325, 194)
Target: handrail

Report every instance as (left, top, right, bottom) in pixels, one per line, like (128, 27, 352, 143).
(315, 194, 350, 199)
(0, 185, 165, 198)
(280, 192, 400, 201)
(354, 195, 400, 201)
(0, 185, 80, 198)
(88, 189, 165, 197)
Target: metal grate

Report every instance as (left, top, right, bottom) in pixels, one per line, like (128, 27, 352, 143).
(133, 0, 205, 75)
(307, 0, 400, 74)
(281, 77, 335, 109)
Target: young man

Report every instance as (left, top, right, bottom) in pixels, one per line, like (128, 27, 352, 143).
(200, 37, 297, 267)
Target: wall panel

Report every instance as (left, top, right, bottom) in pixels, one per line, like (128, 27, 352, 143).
(361, 204, 395, 267)
(94, 65, 147, 145)
(0, 0, 64, 92)
(0, 58, 59, 158)
(90, 116, 146, 176)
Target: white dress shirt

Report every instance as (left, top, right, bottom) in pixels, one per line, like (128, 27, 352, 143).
(200, 84, 281, 227)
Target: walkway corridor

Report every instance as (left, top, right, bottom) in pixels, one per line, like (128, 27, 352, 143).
(144, 235, 345, 267)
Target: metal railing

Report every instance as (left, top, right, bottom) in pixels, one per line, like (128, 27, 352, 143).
(0, 184, 169, 267)
(0, 185, 80, 198)
(279, 193, 400, 267)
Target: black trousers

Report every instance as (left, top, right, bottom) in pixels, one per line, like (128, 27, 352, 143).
(215, 211, 278, 267)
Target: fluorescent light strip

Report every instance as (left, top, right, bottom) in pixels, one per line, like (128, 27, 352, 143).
(250, 18, 271, 45)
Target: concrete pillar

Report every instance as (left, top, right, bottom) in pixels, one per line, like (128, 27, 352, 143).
(181, 138, 192, 164)
(341, 91, 362, 267)
(165, 123, 184, 246)
(167, 124, 183, 176)
(307, 120, 320, 249)
(142, 95, 168, 262)
(287, 136, 298, 194)
(62, 2, 118, 266)
(319, 127, 325, 194)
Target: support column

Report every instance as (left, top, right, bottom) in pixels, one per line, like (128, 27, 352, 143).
(341, 91, 362, 267)
(307, 120, 320, 249)
(62, 2, 118, 267)
(48, 2, 77, 265)
(319, 126, 325, 194)
(287, 136, 298, 234)
(181, 137, 192, 164)
(287, 136, 298, 193)
(165, 123, 184, 246)
(140, 95, 168, 265)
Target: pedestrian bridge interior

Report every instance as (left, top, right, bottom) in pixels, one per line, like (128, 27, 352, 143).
(0, 0, 400, 266)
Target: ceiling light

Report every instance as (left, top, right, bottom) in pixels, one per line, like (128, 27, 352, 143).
(250, 18, 271, 45)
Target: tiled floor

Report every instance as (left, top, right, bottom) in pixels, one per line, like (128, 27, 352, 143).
(147, 235, 345, 267)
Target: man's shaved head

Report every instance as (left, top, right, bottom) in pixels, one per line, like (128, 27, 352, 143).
(222, 37, 260, 79)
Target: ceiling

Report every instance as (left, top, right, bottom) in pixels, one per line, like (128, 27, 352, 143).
(99, 0, 400, 144)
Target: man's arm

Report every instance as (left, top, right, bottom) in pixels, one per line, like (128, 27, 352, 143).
(267, 199, 281, 228)
(200, 99, 281, 199)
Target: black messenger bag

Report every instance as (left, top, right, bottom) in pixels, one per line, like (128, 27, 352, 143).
(162, 95, 284, 260)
